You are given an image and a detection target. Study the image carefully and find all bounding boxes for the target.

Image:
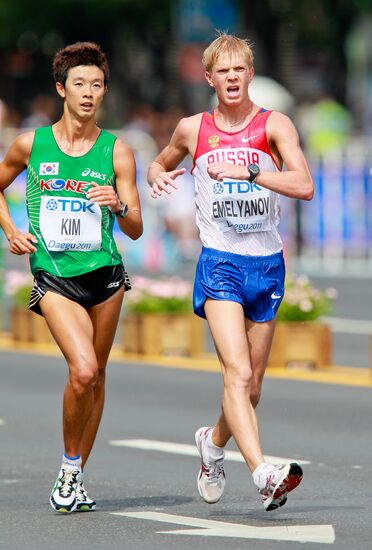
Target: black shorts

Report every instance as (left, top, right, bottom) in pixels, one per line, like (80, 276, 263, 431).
(29, 264, 131, 316)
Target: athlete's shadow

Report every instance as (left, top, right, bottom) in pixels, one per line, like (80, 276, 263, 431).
(98, 494, 194, 511)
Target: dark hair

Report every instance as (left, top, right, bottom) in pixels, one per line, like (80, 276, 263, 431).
(53, 42, 109, 86)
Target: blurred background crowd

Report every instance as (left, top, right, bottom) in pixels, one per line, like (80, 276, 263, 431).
(0, 0, 371, 280)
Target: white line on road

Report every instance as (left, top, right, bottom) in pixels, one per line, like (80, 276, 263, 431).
(109, 439, 310, 465)
(323, 317, 372, 335)
(112, 511, 335, 544)
(0, 418, 5, 426)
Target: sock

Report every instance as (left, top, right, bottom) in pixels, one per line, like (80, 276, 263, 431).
(252, 462, 272, 489)
(205, 429, 225, 461)
(62, 453, 82, 469)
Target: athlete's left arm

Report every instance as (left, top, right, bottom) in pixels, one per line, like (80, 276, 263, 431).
(261, 112, 314, 200)
(86, 139, 143, 240)
(207, 112, 314, 201)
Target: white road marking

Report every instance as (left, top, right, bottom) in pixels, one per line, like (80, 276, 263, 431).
(112, 511, 335, 544)
(0, 479, 19, 484)
(322, 316, 372, 335)
(109, 439, 310, 465)
(0, 418, 5, 426)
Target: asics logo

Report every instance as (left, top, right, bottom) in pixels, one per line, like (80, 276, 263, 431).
(271, 292, 282, 299)
(81, 168, 106, 180)
(242, 135, 258, 143)
(107, 281, 121, 289)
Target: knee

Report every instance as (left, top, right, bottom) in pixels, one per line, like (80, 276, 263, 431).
(250, 391, 261, 408)
(250, 374, 264, 408)
(69, 364, 99, 396)
(223, 360, 253, 390)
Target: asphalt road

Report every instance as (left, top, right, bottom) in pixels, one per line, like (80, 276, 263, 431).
(1, 350, 371, 549)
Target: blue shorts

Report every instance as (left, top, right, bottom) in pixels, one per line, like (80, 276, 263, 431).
(193, 247, 285, 323)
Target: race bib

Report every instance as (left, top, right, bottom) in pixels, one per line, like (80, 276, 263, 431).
(39, 196, 102, 252)
(211, 179, 272, 234)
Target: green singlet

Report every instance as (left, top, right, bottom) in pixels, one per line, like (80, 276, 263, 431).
(26, 126, 123, 277)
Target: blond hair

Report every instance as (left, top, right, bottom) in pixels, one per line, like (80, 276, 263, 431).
(202, 32, 254, 73)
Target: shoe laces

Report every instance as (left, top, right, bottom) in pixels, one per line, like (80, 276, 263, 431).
(75, 481, 87, 500)
(259, 466, 279, 498)
(203, 456, 225, 484)
(59, 468, 79, 497)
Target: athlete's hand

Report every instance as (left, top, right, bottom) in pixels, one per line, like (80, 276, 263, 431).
(8, 230, 37, 255)
(151, 168, 186, 199)
(207, 162, 248, 181)
(86, 182, 120, 210)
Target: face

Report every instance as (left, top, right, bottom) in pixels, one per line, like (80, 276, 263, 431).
(206, 51, 254, 106)
(56, 65, 106, 119)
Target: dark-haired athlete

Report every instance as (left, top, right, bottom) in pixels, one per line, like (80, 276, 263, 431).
(148, 33, 313, 511)
(0, 42, 143, 513)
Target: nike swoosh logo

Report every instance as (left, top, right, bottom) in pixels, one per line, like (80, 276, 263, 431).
(271, 292, 282, 299)
(242, 135, 258, 143)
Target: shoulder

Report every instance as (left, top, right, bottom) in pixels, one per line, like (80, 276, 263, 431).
(266, 111, 297, 134)
(6, 131, 34, 164)
(113, 137, 136, 173)
(13, 131, 35, 155)
(113, 137, 134, 157)
(174, 113, 204, 139)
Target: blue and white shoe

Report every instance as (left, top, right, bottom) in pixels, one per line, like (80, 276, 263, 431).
(74, 480, 97, 512)
(50, 463, 80, 513)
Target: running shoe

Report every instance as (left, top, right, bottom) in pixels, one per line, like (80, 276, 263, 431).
(50, 463, 80, 513)
(74, 481, 97, 512)
(195, 426, 226, 504)
(259, 462, 303, 511)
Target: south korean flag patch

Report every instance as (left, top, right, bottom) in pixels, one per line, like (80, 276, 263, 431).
(39, 162, 59, 175)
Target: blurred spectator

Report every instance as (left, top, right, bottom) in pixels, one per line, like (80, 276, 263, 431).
(296, 92, 353, 156)
(21, 94, 57, 128)
(123, 103, 158, 135)
(152, 105, 187, 151)
(158, 159, 199, 262)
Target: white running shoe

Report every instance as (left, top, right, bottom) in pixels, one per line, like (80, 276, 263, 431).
(50, 463, 80, 513)
(259, 462, 303, 511)
(74, 481, 97, 512)
(195, 426, 226, 504)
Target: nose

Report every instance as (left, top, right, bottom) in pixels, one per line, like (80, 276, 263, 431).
(227, 69, 238, 79)
(83, 85, 93, 97)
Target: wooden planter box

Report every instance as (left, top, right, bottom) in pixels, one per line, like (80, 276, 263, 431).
(10, 308, 54, 344)
(268, 321, 332, 370)
(122, 313, 204, 357)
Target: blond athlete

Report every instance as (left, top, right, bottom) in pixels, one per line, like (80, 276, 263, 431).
(0, 42, 143, 513)
(148, 34, 313, 511)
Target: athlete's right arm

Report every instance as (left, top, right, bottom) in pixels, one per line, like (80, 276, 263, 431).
(147, 115, 198, 199)
(0, 132, 37, 254)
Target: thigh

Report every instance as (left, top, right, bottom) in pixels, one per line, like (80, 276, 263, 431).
(88, 286, 125, 368)
(39, 292, 96, 369)
(204, 298, 251, 374)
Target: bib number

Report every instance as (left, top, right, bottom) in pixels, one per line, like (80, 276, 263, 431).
(40, 196, 102, 252)
(211, 179, 272, 234)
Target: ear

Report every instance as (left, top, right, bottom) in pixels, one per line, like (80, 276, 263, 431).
(248, 66, 255, 84)
(205, 71, 214, 89)
(56, 82, 66, 99)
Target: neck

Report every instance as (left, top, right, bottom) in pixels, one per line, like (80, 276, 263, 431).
(216, 99, 255, 129)
(52, 112, 100, 156)
(55, 109, 99, 144)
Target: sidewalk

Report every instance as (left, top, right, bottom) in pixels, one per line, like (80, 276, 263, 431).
(1, 332, 371, 389)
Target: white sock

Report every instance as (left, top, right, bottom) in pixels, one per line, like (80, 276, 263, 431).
(62, 453, 82, 469)
(252, 462, 272, 489)
(205, 429, 225, 461)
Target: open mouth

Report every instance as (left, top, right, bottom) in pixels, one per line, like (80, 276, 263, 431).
(227, 85, 240, 97)
(81, 103, 93, 110)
